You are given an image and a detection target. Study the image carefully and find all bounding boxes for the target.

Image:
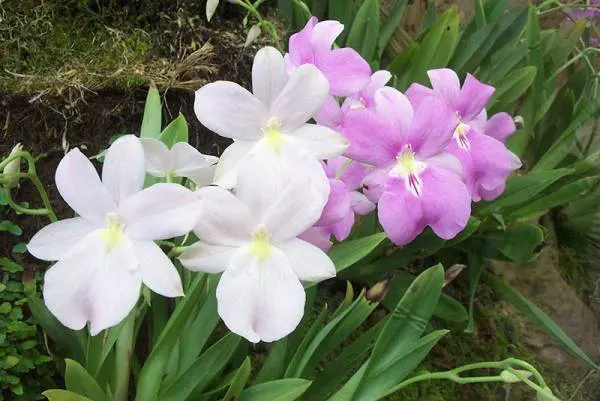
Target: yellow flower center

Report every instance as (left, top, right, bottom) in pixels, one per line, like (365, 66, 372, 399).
(262, 117, 286, 152)
(453, 122, 471, 150)
(390, 145, 426, 197)
(99, 213, 125, 250)
(349, 97, 366, 110)
(249, 225, 272, 263)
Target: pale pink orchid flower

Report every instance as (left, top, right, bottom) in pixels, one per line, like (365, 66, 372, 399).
(194, 46, 348, 195)
(285, 17, 372, 97)
(141, 138, 219, 187)
(180, 150, 336, 343)
(28, 135, 201, 335)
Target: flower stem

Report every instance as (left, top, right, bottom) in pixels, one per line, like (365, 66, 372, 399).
(114, 312, 136, 401)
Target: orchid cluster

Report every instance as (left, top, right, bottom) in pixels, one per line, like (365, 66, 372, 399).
(27, 17, 521, 344)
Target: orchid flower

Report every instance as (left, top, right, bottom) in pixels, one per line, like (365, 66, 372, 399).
(179, 150, 336, 343)
(285, 17, 371, 97)
(343, 87, 471, 246)
(315, 70, 392, 129)
(141, 138, 219, 187)
(406, 69, 521, 201)
(3, 143, 23, 188)
(300, 157, 375, 250)
(27, 135, 201, 335)
(194, 46, 347, 194)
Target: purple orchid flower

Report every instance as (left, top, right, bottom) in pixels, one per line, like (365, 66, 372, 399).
(342, 86, 471, 246)
(406, 69, 521, 202)
(315, 70, 392, 129)
(564, 0, 600, 24)
(285, 17, 371, 97)
(300, 156, 375, 251)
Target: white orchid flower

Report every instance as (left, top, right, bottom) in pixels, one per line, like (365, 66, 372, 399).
(180, 150, 336, 343)
(28, 135, 201, 335)
(194, 46, 348, 192)
(141, 138, 219, 187)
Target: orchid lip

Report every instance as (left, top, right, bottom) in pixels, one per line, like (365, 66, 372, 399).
(262, 117, 286, 151)
(99, 212, 125, 250)
(389, 145, 426, 197)
(453, 122, 471, 150)
(249, 225, 272, 263)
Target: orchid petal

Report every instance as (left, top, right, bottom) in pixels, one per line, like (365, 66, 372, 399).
(408, 96, 458, 159)
(374, 87, 414, 134)
(272, 64, 329, 132)
(426, 152, 463, 178)
(485, 112, 516, 142)
(194, 186, 254, 246)
(252, 46, 288, 109)
(298, 227, 332, 252)
(213, 140, 255, 189)
(316, 48, 371, 96)
(378, 178, 424, 246)
(28, 217, 97, 261)
(314, 95, 344, 128)
(456, 73, 495, 121)
(341, 161, 370, 190)
(171, 142, 218, 177)
(427, 68, 461, 106)
(316, 178, 351, 226)
(194, 81, 267, 140)
(216, 246, 305, 343)
(119, 183, 201, 241)
(310, 20, 344, 54)
(405, 83, 436, 110)
(55, 148, 116, 225)
(341, 109, 399, 166)
(188, 165, 217, 188)
(350, 191, 375, 215)
(135, 240, 183, 297)
(277, 238, 336, 281)
(180, 242, 236, 273)
(289, 124, 348, 159)
(288, 16, 317, 65)
(141, 138, 171, 176)
(330, 210, 355, 241)
(362, 70, 392, 99)
(102, 135, 146, 204)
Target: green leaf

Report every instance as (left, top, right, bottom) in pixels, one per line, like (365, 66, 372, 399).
(383, 273, 468, 323)
(486, 273, 599, 370)
(0, 220, 22, 236)
(488, 66, 536, 110)
(345, 0, 380, 62)
(238, 379, 312, 401)
(254, 339, 288, 384)
(378, 0, 408, 58)
(65, 359, 107, 401)
(428, 9, 460, 68)
(322, 232, 387, 278)
(387, 42, 419, 76)
(474, 0, 486, 28)
(445, 217, 481, 247)
(11, 243, 27, 254)
(0, 257, 23, 273)
(484, 223, 545, 262)
(159, 333, 241, 401)
(43, 390, 94, 401)
(159, 113, 189, 148)
(465, 252, 483, 333)
(328, 0, 356, 44)
(140, 83, 161, 139)
(223, 357, 252, 401)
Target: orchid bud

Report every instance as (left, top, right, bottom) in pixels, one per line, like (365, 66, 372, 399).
(244, 24, 262, 47)
(366, 278, 390, 303)
(206, 0, 219, 22)
(500, 369, 533, 383)
(3, 143, 23, 189)
(513, 116, 524, 126)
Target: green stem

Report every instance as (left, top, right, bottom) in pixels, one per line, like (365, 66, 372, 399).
(3, 188, 52, 216)
(114, 312, 136, 401)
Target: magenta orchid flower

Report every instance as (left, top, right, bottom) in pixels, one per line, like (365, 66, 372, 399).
(343, 87, 471, 246)
(180, 150, 335, 343)
(194, 46, 347, 197)
(28, 136, 201, 334)
(315, 70, 392, 129)
(141, 138, 219, 187)
(285, 17, 371, 97)
(406, 69, 521, 201)
(301, 157, 375, 250)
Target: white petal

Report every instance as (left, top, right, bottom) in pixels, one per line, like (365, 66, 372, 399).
(188, 165, 217, 188)
(289, 124, 348, 159)
(55, 148, 116, 225)
(277, 239, 336, 282)
(102, 135, 146, 204)
(179, 241, 237, 273)
(213, 141, 255, 189)
(216, 245, 305, 343)
(206, 0, 219, 21)
(252, 46, 287, 109)
(87, 235, 141, 335)
(272, 64, 329, 131)
(135, 241, 183, 298)
(171, 142, 217, 177)
(194, 82, 267, 140)
(141, 138, 171, 177)
(119, 183, 202, 241)
(194, 186, 254, 246)
(28, 217, 97, 261)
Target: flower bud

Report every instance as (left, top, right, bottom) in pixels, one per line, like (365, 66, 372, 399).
(3, 143, 23, 189)
(206, 0, 219, 22)
(244, 24, 262, 48)
(500, 369, 533, 383)
(513, 116, 524, 126)
(366, 278, 390, 303)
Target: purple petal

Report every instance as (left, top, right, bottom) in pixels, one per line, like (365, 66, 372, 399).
(288, 16, 317, 65)
(314, 95, 344, 129)
(316, 48, 371, 96)
(405, 83, 436, 110)
(378, 177, 425, 246)
(456, 74, 495, 121)
(298, 227, 333, 252)
(350, 191, 375, 215)
(485, 112, 516, 143)
(341, 109, 400, 166)
(340, 161, 370, 190)
(360, 70, 392, 104)
(363, 167, 390, 202)
(408, 96, 458, 159)
(311, 20, 344, 55)
(374, 87, 414, 135)
(330, 210, 355, 241)
(316, 178, 352, 226)
(427, 68, 461, 107)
